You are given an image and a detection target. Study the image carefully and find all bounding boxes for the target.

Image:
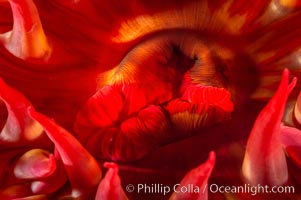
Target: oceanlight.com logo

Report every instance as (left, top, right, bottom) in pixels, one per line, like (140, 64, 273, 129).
(125, 183, 295, 196)
(208, 183, 295, 196)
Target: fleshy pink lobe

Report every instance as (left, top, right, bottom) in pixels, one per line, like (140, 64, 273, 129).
(80, 104, 169, 161)
(95, 162, 128, 200)
(0, 0, 51, 60)
(242, 69, 297, 186)
(166, 85, 233, 133)
(182, 86, 234, 113)
(0, 78, 44, 143)
(169, 151, 216, 200)
(280, 125, 301, 168)
(28, 108, 102, 198)
(74, 84, 170, 161)
(74, 85, 124, 131)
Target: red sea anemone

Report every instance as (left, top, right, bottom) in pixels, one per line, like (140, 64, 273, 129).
(1, 0, 301, 199)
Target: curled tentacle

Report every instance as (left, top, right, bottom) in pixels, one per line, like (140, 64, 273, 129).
(13, 149, 56, 180)
(0, 148, 67, 199)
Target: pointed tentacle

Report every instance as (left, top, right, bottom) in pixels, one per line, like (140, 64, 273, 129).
(169, 151, 216, 200)
(95, 162, 129, 200)
(242, 68, 297, 186)
(0, 78, 45, 144)
(0, 0, 51, 61)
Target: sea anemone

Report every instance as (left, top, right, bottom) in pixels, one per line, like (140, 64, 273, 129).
(1, 0, 301, 199)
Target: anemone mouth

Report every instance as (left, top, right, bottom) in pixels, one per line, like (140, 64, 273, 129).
(74, 30, 259, 162)
(100, 30, 227, 88)
(101, 29, 259, 102)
